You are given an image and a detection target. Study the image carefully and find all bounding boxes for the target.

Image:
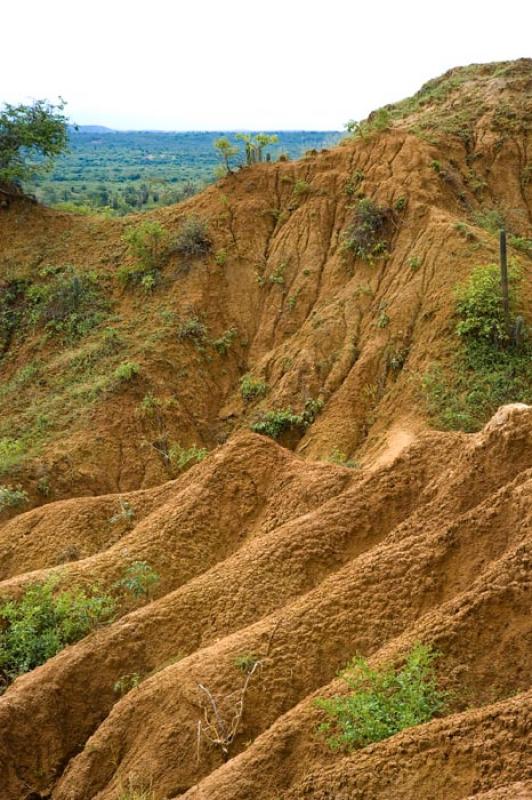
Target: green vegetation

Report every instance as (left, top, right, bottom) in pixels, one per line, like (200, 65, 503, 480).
(325, 449, 359, 469)
(342, 199, 392, 262)
(114, 672, 141, 696)
(0, 438, 25, 475)
(26, 266, 108, 342)
(214, 248, 228, 266)
(269, 262, 286, 286)
(251, 399, 323, 439)
(113, 360, 141, 382)
(236, 132, 279, 165)
(315, 644, 446, 750)
(109, 498, 135, 525)
(168, 443, 208, 471)
(172, 216, 211, 258)
(240, 374, 268, 400)
(214, 137, 240, 174)
(114, 561, 159, 599)
(407, 255, 422, 271)
(0, 99, 69, 190)
(211, 327, 237, 355)
(346, 108, 391, 139)
(0, 576, 116, 688)
(28, 129, 339, 214)
(176, 315, 207, 341)
(234, 653, 260, 673)
(424, 263, 530, 432)
(118, 221, 170, 289)
(0, 485, 28, 511)
(293, 180, 312, 196)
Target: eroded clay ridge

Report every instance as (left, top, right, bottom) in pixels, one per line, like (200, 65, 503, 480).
(0, 60, 530, 506)
(0, 404, 530, 799)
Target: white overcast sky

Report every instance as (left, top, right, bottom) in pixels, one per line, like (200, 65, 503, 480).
(3, 0, 530, 130)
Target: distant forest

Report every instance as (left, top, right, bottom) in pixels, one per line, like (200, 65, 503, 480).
(29, 129, 342, 214)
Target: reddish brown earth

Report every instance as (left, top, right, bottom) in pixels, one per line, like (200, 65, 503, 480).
(0, 60, 531, 800)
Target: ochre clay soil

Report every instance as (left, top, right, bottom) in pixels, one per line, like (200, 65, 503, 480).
(0, 60, 531, 799)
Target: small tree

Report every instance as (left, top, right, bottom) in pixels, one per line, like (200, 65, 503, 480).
(214, 137, 240, 174)
(0, 99, 70, 197)
(236, 133, 278, 165)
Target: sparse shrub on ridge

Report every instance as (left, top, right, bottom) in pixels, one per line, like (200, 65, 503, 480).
(315, 644, 446, 751)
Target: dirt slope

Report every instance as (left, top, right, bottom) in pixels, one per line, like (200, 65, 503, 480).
(0, 59, 531, 800)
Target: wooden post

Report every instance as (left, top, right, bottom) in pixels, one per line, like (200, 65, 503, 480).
(499, 228, 510, 338)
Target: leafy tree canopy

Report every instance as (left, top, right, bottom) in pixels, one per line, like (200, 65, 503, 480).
(0, 98, 70, 190)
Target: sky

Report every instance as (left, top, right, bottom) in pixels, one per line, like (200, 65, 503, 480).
(3, 0, 531, 131)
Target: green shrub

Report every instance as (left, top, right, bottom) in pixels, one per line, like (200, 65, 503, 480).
(377, 311, 390, 328)
(172, 216, 211, 258)
(114, 361, 141, 382)
(176, 316, 207, 341)
(123, 220, 169, 271)
(342, 199, 392, 262)
(240, 374, 268, 400)
(293, 180, 311, 196)
(0, 485, 28, 511)
(0, 576, 116, 687)
(109, 498, 135, 525)
(114, 561, 159, 599)
(346, 109, 391, 139)
(407, 256, 422, 271)
(212, 327, 237, 355)
(455, 263, 519, 346)
(214, 248, 228, 266)
(423, 263, 530, 432)
(508, 235, 532, 256)
(0, 438, 25, 475)
(251, 399, 323, 439)
(168, 443, 208, 471)
(269, 262, 286, 286)
(315, 644, 446, 751)
(26, 267, 107, 341)
(234, 653, 260, 673)
(471, 208, 505, 234)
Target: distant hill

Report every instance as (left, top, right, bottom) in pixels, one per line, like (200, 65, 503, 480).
(73, 124, 116, 133)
